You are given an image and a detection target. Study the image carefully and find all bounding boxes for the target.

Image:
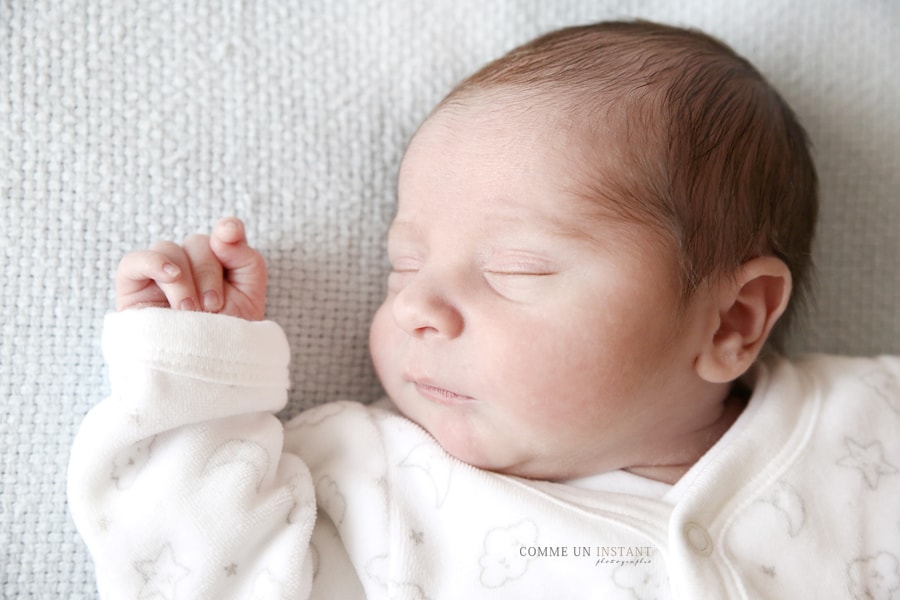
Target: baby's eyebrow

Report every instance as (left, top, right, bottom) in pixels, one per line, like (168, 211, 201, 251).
(483, 207, 605, 245)
(385, 199, 639, 250)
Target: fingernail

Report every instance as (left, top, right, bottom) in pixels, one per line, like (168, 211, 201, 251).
(180, 298, 196, 311)
(217, 219, 241, 242)
(163, 263, 181, 277)
(202, 290, 220, 311)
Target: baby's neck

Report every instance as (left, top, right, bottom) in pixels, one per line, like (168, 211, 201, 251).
(624, 388, 750, 485)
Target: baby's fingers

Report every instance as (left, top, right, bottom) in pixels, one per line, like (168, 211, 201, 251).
(115, 244, 198, 312)
(182, 234, 224, 312)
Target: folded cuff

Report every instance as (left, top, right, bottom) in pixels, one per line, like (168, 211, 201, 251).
(102, 308, 290, 388)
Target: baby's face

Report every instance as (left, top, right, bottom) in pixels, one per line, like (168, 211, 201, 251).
(369, 102, 715, 480)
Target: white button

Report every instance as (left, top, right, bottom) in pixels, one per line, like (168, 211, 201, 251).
(684, 522, 713, 556)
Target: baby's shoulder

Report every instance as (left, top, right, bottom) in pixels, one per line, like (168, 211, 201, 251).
(788, 353, 899, 405)
(778, 354, 900, 449)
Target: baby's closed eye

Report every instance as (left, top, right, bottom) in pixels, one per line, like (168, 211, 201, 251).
(482, 251, 560, 276)
(483, 264, 557, 277)
(386, 258, 422, 292)
(482, 258, 561, 301)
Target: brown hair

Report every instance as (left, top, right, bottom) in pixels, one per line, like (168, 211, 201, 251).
(438, 20, 818, 349)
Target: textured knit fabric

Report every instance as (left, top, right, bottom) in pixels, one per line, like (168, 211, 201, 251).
(2, 1, 899, 596)
(68, 309, 900, 599)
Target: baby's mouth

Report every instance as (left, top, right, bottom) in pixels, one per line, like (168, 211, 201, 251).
(411, 380, 475, 406)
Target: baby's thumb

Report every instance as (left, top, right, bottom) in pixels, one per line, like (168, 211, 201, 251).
(209, 218, 268, 290)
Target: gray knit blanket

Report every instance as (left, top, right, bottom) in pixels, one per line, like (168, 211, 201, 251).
(2, 0, 898, 595)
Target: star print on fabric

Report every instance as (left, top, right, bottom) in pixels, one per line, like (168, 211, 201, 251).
(410, 530, 424, 545)
(111, 435, 156, 490)
(837, 438, 899, 490)
(134, 543, 191, 599)
(224, 563, 238, 577)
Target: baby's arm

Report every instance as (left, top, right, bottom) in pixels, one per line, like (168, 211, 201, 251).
(68, 221, 316, 598)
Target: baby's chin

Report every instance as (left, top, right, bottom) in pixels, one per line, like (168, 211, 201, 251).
(407, 411, 506, 470)
(388, 390, 560, 479)
(424, 424, 546, 479)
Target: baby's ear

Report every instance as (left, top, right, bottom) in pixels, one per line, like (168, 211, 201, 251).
(695, 257, 792, 383)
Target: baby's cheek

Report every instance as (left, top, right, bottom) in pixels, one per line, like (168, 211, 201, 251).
(368, 307, 396, 377)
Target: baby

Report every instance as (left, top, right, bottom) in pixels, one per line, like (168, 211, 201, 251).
(69, 20, 899, 599)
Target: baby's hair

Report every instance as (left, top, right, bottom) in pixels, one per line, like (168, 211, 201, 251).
(439, 20, 818, 350)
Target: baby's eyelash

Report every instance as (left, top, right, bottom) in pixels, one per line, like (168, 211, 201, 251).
(483, 269, 555, 277)
(480, 249, 560, 275)
(483, 260, 558, 276)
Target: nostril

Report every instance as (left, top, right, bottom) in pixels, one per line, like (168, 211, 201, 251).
(413, 324, 440, 338)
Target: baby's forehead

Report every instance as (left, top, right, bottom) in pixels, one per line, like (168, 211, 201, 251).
(405, 93, 657, 216)
(427, 85, 657, 165)
(412, 89, 631, 166)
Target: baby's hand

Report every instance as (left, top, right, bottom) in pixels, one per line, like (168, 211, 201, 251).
(115, 218, 268, 321)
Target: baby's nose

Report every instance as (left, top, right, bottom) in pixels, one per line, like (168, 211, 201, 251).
(391, 274, 464, 340)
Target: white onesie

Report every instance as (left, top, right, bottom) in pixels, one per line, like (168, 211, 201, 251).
(68, 309, 900, 599)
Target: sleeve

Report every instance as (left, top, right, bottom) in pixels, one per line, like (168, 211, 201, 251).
(67, 308, 317, 599)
